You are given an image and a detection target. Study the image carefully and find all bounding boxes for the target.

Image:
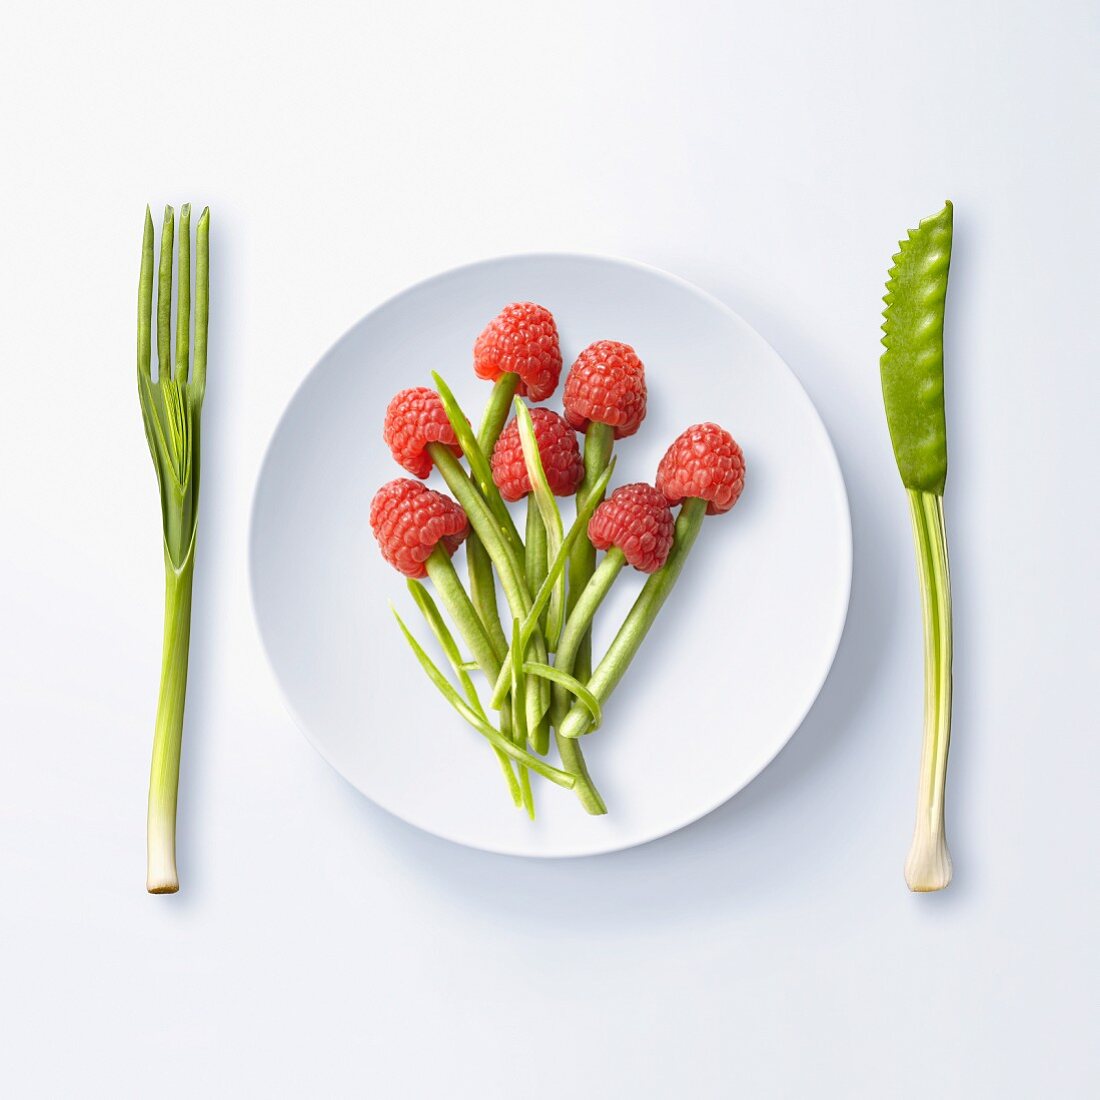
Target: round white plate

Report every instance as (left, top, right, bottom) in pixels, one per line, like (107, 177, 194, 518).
(250, 254, 851, 857)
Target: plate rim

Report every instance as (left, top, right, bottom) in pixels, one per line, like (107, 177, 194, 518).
(248, 250, 853, 858)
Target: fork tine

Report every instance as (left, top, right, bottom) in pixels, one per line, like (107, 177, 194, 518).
(193, 207, 210, 395)
(138, 207, 154, 378)
(157, 206, 175, 379)
(175, 204, 191, 382)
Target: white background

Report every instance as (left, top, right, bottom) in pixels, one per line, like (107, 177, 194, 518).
(1, 1, 1097, 1096)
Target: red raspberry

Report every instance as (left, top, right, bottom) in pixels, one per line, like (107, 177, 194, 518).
(656, 423, 745, 515)
(383, 387, 463, 479)
(491, 408, 584, 502)
(562, 340, 647, 439)
(588, 483, 675, 573)
(473, 302, 562, 402)
(369, 478, 469, 578)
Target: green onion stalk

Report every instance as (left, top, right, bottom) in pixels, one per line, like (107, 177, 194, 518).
(137, 204, 210, 894)
(880, 200, 955, 892)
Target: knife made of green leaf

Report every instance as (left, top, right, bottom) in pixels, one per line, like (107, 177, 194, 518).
(880, 200, 954, 891)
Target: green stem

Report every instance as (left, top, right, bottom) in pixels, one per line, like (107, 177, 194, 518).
(530, 704, 551, 758)
(546, 547, 624, 816)
(559, 498, 707, 739)
(466, 378, 522, 796)
(413, 565, 521, 806)
(525, 499, 548, 619)
(477, 373, 520, 454)
(467, 534, 509, 660)
(525, 664, 602, 729)
(499, 706, 530, 814)
(464, 371, 515, 665)
(407, 580, 485, 713)
(516, 762, 534, 816)
(466, 374, 534, 796)
(514, 399, 566, 649)
(433, 371, 523, 555)
(554, 733, 607, 815)
(464, 372, 519, 691)
(568, 422, 615, 681)
(523, 504, 551, 754)
(904, 490, 954, 892)
(509, 618, 534, 815)
(392, 610, 574, 789)
(530, 720, 552, 766)
(551, 549, 626, 727)
(425, 547, 500, 674)
(146, 544, 195, 894)
(427, 443, 549, 734)
(487, 459, 617, 711)
(428, 444, 529, 620)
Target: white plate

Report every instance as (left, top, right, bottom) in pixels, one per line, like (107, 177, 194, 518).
(250, 254, 851, 857)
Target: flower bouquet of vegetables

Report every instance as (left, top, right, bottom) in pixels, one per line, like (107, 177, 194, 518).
(370, 304, 745, 816)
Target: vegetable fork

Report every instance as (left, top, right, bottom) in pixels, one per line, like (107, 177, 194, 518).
(137, 204, 210, 894)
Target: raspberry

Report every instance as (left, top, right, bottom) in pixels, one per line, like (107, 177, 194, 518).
(473, 302, 562, 402)
(369, 478, 469, 578)
(656, 423, 745, 515)
(383, 387, 463, 479)
(562, 341, 647, 439)
(588, 483, 675, 573)
(491, 408, 584, 502)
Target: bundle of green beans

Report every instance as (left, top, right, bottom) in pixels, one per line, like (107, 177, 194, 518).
(390, 376, 613, 818)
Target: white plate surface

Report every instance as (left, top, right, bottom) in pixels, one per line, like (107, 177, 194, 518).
(250, 254, 851, 857)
